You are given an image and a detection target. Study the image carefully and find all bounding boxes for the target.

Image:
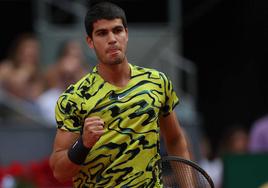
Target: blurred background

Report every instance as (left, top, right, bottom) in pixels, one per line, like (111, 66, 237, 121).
(0, 0, 268, 187)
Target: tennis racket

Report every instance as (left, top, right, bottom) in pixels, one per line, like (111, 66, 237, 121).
(160, 156, 215, 188)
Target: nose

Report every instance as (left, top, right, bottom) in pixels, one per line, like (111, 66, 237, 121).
(108, 32, 116, 44)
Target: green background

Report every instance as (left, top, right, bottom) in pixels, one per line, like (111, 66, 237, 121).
(223, 154, 268, 188)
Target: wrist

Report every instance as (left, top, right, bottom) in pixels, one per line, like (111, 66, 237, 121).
(67, 137, 91, 165)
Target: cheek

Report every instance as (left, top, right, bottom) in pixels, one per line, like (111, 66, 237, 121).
(120, 38, 128, 51)
(94, 44, 107, 61)
(92, 42, 104, 54)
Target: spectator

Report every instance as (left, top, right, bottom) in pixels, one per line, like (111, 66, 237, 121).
(0, 33, 44, 123)
(0, 33, 44, 102)
(43, 39, 87, 90)
(200, 125, 248, 188)
(199, 135, 223, 188)
(37, 40, 87, 125)
(219, 125, 249, 155)
(248, 115, 268, 153)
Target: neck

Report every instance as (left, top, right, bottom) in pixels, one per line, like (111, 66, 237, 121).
(97, 62, 130, 87)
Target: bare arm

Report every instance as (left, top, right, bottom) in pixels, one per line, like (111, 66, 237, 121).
(49, 129, 81, 182)
(49, 117, 105, 182)
(160, 111, 190, 159)
(160, 111, 194, 188)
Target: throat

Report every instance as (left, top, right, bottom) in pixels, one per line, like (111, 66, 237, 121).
(97, 63, 131, 88)
(109, 77, 130, 88)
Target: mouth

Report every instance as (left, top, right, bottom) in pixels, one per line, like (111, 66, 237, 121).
(107, 47, 120, 56)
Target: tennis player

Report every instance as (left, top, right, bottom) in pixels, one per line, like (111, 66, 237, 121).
(49, 1, 191, 187)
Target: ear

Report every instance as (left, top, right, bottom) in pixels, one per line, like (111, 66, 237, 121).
(86, 36, 94, 49)
(125, 28, 129, 42)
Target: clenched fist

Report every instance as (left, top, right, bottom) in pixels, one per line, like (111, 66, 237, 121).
(82, 116, 105, 148)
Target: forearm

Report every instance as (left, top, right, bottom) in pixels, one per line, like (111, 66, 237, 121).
(50, 150, 81, 182)
(49, 118, 104, 182)
(165, 135, 190, 159)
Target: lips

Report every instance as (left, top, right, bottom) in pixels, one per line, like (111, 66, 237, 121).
(107, 46, 120, 53)
(108, 49, 118, 53)
(107, 49, 120, 57)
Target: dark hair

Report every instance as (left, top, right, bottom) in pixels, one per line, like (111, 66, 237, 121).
(84, 1, 127, 38)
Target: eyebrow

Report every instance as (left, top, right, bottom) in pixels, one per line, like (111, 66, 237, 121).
(94, 25, 125, 34)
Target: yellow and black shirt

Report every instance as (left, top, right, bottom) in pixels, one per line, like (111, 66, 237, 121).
(55, 63, 179, 188)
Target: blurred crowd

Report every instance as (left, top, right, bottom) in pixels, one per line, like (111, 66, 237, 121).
(0, 33, 88, 126)
(198, 120, 268, 188)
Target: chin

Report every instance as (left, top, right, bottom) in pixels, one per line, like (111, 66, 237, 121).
(110, 57, 123, 65)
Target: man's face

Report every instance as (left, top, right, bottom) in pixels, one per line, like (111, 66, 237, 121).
(87, 18, 128, 65)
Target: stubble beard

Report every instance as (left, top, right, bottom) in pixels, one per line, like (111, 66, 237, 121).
(109, 53, 126, 65)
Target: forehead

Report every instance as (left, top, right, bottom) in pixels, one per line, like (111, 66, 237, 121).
(92, 18, 124, 31)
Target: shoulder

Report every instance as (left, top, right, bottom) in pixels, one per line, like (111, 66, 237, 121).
(64, 71, 99, 94)
(131, 64, 168, 80)
(57, 72, 97, 105)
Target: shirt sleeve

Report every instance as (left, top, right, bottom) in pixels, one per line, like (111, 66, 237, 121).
(160, 72, 179, 117)
(55, 86, 83, 133)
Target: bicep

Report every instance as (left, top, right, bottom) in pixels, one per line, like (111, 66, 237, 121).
(160, 111, 184, 143)
(160, 111, 191, 158)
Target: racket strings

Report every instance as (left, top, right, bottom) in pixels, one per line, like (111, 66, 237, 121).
(161, 160, 211, 188)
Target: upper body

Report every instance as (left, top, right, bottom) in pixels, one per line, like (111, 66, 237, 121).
(0, 33, 44, 101)
(49, 2, 190, 188)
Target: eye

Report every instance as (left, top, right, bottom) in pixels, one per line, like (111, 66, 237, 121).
(113, 27, 124, 34)
(96, 30, 108, 36)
